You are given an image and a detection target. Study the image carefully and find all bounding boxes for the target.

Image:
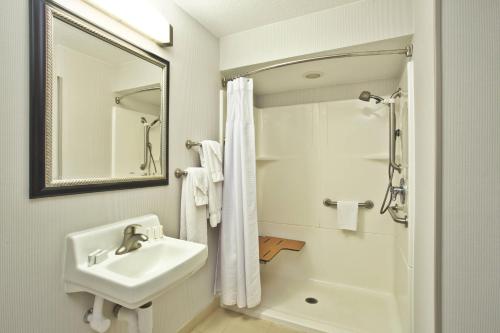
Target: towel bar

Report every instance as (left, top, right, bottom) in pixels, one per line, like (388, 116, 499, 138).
(323, 199, 374, 209)
(174, 168, 187, 178)
(185, 139, 201, 149)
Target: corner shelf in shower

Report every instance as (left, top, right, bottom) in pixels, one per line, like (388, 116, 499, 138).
(259, 236, 305, 263)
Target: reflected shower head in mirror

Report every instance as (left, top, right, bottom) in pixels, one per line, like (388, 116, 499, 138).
(359, 91, 384, 104)
(140, 117, 160, 127)
(150, 118, 160, 127)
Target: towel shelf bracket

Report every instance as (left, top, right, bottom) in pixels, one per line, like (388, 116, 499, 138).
(323, 199, 374, 209)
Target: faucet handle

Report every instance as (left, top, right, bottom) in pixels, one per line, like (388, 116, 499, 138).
(124, 224, 142, 235)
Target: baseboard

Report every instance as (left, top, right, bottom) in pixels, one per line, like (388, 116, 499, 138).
(177, 297, 220, 333)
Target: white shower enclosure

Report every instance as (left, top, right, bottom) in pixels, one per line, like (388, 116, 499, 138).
(111, 106, 161, 177)
(224, 57, 414, 333)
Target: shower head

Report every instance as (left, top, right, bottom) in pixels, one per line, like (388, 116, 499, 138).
(140, 117, 160, 127)
(359, 91, 371, 102)
(359, 91, 384, 104)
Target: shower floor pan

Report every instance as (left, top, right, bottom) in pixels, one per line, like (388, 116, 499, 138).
(226, 274, 402, 333)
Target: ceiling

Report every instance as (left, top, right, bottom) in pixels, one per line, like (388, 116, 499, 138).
(174, 0, 360, 37)
(54, 18, 138, 66)
(127, 89, 162, 107)
(222, 36, 412, 95)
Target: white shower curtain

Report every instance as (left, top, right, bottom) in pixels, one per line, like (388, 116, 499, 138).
(217, 77, 261, 308)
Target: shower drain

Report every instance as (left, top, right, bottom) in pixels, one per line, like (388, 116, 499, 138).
(305, 297, 318, 304)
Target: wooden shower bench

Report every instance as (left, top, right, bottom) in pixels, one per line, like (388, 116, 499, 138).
(259, 236, 305, 263)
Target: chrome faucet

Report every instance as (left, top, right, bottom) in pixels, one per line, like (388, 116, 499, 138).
(115, 224, 148, 255)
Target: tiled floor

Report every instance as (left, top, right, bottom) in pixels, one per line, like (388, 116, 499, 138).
(191, 308, 302, 333)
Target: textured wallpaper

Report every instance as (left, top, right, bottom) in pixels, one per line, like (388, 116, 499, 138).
(0, 0, 220, 332)
(440, 0, 500, 332)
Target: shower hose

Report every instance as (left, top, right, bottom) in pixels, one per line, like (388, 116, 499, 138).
(380, 162, 396, 214)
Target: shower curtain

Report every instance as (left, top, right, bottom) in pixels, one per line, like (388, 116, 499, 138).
(217, 77, 261, 308)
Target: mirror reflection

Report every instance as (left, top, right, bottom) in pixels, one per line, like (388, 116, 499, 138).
(51, 17, 165, 181)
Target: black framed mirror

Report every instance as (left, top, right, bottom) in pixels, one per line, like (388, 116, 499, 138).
(29, 0, 169, 198)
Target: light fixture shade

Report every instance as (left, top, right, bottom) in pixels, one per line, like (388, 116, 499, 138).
(83, 0, 172, 46)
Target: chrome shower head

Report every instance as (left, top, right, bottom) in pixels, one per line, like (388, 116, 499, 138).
(359, 91, 371, 102)
(359, 91, 384, 104)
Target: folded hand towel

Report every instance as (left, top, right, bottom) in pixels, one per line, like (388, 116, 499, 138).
(199, 140, 224, 227)
(337, 201, 359, 231)
(180, 167, 209, 244)
(200, 140, 224, 182)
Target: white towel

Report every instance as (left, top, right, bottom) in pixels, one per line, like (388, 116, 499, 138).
(199, 140, 224, 227)
(180, 167, 209, 244)
(337, 201, 359, 231)
(200, 140, 224, 182)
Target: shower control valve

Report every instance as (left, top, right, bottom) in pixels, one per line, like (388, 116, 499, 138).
(391, 178, 407, 205)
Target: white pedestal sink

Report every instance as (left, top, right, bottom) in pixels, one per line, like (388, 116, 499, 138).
(63, 214, 207, 332)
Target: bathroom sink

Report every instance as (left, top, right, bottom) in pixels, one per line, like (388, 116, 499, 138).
(63, 214, 207, 309)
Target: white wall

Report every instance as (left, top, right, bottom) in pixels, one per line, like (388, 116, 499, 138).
(0, 1, 220, 333)
(412, 0, 438, 332)
(255, 78, 398, 108)
(220, 0, 413, 70)
(112, 59, 163, 93)
(255, 98, 397, 292)
(55, 44, 114, 179)
(440, 0, 500, 332)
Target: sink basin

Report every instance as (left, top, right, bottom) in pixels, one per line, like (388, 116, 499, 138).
(63, 214, 207, 309)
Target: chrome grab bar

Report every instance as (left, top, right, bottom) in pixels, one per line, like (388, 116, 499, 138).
(323, 199, 374, 209)
(388, 205, 408, 227)
(140, 126, 148, 170)
(115, 86, 161, 104)
(389, 89, 402, 173)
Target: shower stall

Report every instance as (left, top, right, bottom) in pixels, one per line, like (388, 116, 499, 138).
(223, 39, 414, 333)
(111, 87, 162, 177)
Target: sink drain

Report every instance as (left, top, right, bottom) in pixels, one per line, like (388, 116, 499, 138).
(305, 297, 318, 304)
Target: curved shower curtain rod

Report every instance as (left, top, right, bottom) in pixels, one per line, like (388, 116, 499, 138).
(222, 45, 413, 86)
(115, 86, 161, 104)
